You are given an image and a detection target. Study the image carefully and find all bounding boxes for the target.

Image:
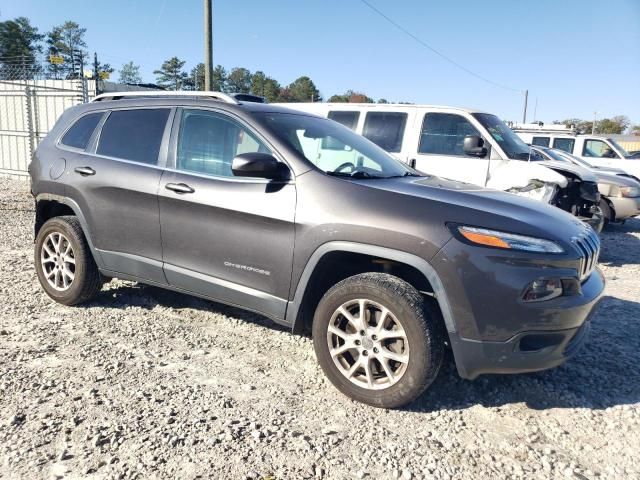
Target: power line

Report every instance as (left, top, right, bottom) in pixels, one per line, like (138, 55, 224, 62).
(358, 0, 522, 93)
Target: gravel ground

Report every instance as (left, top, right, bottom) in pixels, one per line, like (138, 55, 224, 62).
(0, 176, 639, 480)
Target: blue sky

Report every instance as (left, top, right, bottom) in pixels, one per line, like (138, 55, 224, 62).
(1, 0, 639, 124)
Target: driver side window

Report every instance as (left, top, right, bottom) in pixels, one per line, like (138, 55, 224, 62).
(583, 139, 618, 158)
(419, 113, 481, 156)
(176, 109, 270, 177)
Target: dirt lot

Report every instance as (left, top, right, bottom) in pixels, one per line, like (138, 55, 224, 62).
(0, 176, 639, 480)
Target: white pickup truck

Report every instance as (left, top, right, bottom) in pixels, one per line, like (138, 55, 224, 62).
(280, 103, 604, 231)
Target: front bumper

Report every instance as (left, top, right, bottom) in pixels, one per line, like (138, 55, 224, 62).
(431, 237, 605, 380)
(608, 195, 640, 221)
(448, 269, 604, 379)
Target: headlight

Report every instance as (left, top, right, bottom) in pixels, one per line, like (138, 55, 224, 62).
(456, 226, 564, 253)
(620, 186, 640, 198)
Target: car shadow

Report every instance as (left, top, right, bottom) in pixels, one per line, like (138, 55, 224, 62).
(86, 282, 290, 333)
(409, 294, 640, 412)
(599, 217, 640, 267)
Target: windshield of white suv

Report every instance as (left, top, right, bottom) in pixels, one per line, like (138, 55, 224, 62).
(256, 112, 416, 178)
(472, 113, 544, 161)
(608, 138, 632, 158)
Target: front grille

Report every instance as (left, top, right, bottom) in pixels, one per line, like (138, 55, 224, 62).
(573, 227, 600, 281)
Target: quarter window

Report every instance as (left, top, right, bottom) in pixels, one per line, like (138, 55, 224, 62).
(531, 136, 550, 147)
(552, 138, 575, 153)
(328, 111, 359, 131)
(97, 109, 170, 164)
(583, 139, 619, 158)
(362, 112, 407, 153)
(176, 109, 271, 178)
(418, 113, 480, 156)
(60, 112, 103, 150)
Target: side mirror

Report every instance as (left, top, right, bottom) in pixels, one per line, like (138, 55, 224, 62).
(231, 152, 289, 180)
(463, 135, 488, 157)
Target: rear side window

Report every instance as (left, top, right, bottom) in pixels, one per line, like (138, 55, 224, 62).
(362, 112, 407, 153)
(418, 113, 480, 156)
(60, 112, 103, 150)
(328, 111, 359, 131)
(552, 137, 575, 153)
(97, 109, 170, 164)
(531, 136, 550, 147)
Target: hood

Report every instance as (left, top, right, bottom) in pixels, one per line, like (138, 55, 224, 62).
(540, 160, 598, 183)
(350, 175, 588, 244)
(596, 171, 640, 187)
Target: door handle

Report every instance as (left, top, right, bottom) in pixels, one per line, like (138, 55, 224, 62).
(165, 182, 195, 194)
(74, 166, 96, 176)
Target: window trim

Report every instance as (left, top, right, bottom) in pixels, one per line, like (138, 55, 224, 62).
(56, 111, 108, 153)
(362, 111, 408, 153)
(417, 112, 484, 158)
(166, 106, 293, 184)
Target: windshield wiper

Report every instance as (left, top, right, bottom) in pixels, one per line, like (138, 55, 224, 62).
(326, 170, 385, 179)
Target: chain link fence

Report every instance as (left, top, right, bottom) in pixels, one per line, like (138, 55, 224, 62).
(0, 58, 94, 178)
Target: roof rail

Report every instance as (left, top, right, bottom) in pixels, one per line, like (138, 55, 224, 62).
(91, 90, 240, 104)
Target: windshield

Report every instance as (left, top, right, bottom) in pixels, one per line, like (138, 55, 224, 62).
(554, 150, 594, 168)
(472, 113, 544, 161)
(608, 138, 632, 158)
(255, 112, 414, 178)
(540, 148, 571, 163)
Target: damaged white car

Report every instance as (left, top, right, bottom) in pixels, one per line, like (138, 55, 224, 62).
(278, 103, 603, 231)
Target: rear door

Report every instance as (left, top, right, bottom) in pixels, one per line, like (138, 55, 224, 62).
(158, 108, 296, 319)
(361, 111, 412, 163)
(411, 111, 490, 185)
(64, 107, 172, 283)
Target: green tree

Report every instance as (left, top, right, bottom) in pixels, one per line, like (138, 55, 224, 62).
(377, 98, 389, 104)
(286, 76, 321, 102)
(118, 61, 142, 84)
(0, 17, 43, 78)
(631, 125, 640, 136)
(188, 62, 205, 90)
(250, 70, 281, 102)
(226, 67, 252, 93)
(597, 115, 630, 135)
(212, 64, 226, 91)
(154, 57, 188, 90)
(47, 21, 87, 79)
(328, 90, 373, 103)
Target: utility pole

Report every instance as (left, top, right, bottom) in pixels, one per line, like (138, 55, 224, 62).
(204, 0, 213, 91)
(522, 89, 528, 124)
(533, 97, 538, 122)
(592, 112, 598, 134)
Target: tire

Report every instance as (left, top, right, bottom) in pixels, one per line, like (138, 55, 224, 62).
(312, 273, 444, 408)
(599, 199, 613, 228)
(34, 216, 102, 305)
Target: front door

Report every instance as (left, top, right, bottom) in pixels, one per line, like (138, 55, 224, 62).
(158, 108, 296, 319)
(411, 112, 491, 185)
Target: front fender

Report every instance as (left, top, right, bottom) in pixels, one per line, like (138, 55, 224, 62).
(285, 241, 457, 335)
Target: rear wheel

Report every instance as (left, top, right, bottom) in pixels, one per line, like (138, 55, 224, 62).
(312, 273, 444, 408)
(34, 216, 102, 305)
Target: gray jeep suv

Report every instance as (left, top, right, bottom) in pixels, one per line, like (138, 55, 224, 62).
(29, 92, 604, 408)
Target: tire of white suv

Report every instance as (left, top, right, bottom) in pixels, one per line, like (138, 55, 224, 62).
(312, 273, 444, 408)
(34, 216, 102, 305)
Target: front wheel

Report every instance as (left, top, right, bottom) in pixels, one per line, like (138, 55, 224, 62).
(312, 273, 444, 408)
